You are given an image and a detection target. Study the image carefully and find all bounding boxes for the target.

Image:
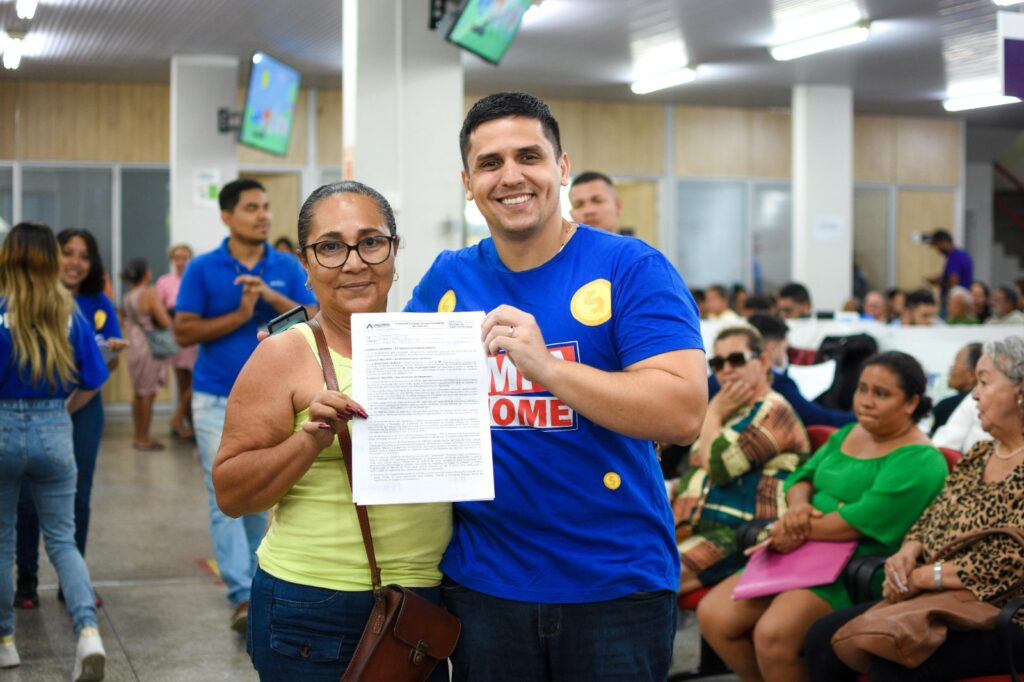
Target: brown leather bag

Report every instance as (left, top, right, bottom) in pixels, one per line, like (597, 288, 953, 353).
(307, 318, 461, 682)
(831, 526, 1024, 673)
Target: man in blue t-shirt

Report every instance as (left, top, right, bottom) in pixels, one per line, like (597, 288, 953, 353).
(405, 92, 708, 681)
(174, 178, 316, 634)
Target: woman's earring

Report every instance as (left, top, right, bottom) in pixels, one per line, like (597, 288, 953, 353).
(304, 281, 312, 291)
(393, 271, 400, 282)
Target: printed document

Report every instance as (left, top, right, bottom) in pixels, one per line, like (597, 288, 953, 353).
(350, 311, 494, 504)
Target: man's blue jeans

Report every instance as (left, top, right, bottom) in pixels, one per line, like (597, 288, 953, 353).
(0, 399, 98, 637)
(442, 577, 676, 681)
(248, 567, 450, 681)
(193, 391, 266, 607)
(16, 391, 105, 575)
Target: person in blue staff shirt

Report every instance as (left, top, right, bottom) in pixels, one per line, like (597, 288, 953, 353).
(0, 222, 109, 680)
(174, 178, 317, 634)
(405, 92, 709, 682)
(14, 228, 128, 612)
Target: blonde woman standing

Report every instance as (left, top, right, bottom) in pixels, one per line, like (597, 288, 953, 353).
(0, 222, 108, 680)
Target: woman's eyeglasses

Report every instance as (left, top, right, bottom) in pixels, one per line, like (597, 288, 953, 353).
(304, 235, 395, 269)
(708, 350, 760, 372)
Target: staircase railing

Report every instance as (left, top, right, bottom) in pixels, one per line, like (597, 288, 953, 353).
(995, 161, 1024, 193)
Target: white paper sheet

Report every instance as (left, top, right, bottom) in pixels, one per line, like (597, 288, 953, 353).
(350, 311, 494, 505)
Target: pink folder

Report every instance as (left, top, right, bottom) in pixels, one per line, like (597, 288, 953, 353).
(732, 539, 859, 600)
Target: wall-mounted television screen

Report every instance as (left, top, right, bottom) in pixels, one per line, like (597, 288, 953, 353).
(239, 52, 301, 157)
(446, 0, 532, 65)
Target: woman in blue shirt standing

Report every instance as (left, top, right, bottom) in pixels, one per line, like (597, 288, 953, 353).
(14, 228, 127, 611)
(0, 222, 109, 681)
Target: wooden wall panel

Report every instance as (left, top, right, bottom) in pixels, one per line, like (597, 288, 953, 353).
(896, 118, 961, 186)
(616, 180, 659, 246)
(581, 101, 664, 176)
(676, 106, 750, 177)
(749, 110, 791, 178)
(854, 116, 895, 183)
(317, 89, 342, 166)
(115, 83, 170, 162)
(249, 172, 302, 244)
(896, 189, 953, 291)
(0, 82, 17, 159)
(543, 98, 587, 170)
(236, 87, 308, 166)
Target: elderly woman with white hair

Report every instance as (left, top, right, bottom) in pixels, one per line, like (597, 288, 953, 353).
(805, 335, 1024, 681)
(944, 286, 977, 325)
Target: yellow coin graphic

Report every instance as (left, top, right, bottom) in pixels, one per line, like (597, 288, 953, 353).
(570, 279, 612, 326)
(603, 472, 622, 490)
(93, 309, 107, 332)
(437, 289, 457, 313)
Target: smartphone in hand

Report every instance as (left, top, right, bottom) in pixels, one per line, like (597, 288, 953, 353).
(267, 305, 309, 335)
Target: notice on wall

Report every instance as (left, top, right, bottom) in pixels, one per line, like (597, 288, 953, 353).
(812, 215, 843, 242)
(192, 169, 221, 209)
(350, 312, 494, 505)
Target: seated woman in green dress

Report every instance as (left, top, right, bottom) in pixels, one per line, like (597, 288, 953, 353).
(673, 325, 810, 593)
(697, 351, 948, 682)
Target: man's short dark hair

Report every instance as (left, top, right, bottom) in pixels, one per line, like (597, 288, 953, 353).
(747, 313, 789, 341)
(219, 178, 266, 213)
(778, 282, 811, 306)
(708, 284, 728, 299)
(690, 287, 705, 304)
(570, 171, 614, 192)
(905, 288, 936, 309)
(460, 92, 562, 171)
(745, 294, 774, 312)
(928, 229, 953, 245)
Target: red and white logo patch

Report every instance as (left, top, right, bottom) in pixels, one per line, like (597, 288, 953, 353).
(488, 342, 578, 430)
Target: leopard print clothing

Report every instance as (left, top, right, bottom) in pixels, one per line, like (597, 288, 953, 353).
(906, 440, 1024, 619)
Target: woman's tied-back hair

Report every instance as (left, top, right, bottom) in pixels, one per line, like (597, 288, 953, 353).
(714, 324, 765, 356)
(57, 228, 106, 296)
(0, 222, 78, 390)
(296, 181, 398, 249)
(860, 351, 933, 421)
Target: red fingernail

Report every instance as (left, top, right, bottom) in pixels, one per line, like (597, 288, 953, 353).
(318, 423, 333, 430)
(357, 408, 369, 419)
(337, 411, 349, 419)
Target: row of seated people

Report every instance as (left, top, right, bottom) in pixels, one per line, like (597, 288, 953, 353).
(668, 325, 1024, 681)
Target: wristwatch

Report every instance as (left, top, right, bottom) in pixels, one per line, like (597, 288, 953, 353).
(933, 561, 944, 590)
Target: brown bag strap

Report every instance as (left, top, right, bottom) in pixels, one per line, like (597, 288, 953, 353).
(936, 526, 1024, 601)
(307, 317, 383, 593)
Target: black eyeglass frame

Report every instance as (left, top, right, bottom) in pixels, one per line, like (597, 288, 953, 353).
(708, 350, 761, 372)
(303, 235, 396, 269)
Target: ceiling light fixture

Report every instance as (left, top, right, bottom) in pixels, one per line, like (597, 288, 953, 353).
(992, 0, 1024, 6)
(770, 22, 871, 61)
(15, 0, 38, 20)
(3, 34, 23, 70)
(630, 66, 697, 95)
(942, 93, 1020, 111)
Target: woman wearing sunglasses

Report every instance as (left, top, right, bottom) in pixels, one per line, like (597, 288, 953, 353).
(673, 325, 810, 594)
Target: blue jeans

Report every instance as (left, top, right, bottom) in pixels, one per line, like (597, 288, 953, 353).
(193, 391, 267, 607)
(16, 392, 104, 575)
(248, 567, 450, 681)
(442, 577, 676, 682)
(0, 399, 98, 636)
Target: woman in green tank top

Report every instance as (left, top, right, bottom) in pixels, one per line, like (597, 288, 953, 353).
(211, 182, 452, 681)
(697, 351, 948, 682)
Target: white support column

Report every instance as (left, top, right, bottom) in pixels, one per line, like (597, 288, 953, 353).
(343, 0, 464, 310)
(170, 55, 240, 254)
(791, 85, 853, 311)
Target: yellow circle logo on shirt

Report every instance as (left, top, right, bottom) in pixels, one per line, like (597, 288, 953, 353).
(570, 279, 612, 326)
(603, 472, 622, 490)
(438, 289, 457, 313)
(93, 309, 107, 332)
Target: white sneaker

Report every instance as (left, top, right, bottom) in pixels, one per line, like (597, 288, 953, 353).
(0, 635, 19, 668)
(71, 627, 105, 682)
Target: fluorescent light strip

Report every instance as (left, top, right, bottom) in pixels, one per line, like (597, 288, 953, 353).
(16, 0, 38, 20)
(770, 23, 870, 61)
(631, 67, 697, 95)
(942, 93, 1021, 112)
(992, 0, 1024, 6)
(3, 37, 23, 70)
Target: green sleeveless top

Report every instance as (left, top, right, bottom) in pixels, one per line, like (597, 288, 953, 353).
(255, 323, 453, 590)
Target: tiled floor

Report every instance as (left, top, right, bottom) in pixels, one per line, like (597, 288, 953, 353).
(2, 414, 736, 681)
